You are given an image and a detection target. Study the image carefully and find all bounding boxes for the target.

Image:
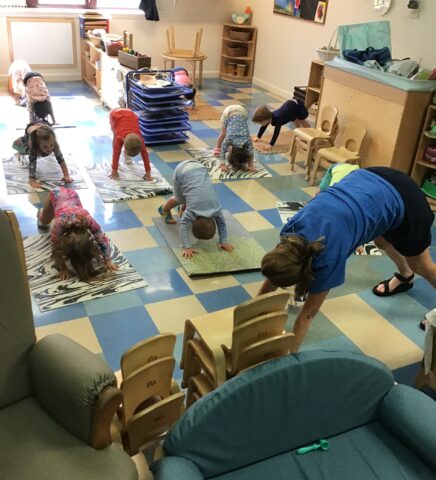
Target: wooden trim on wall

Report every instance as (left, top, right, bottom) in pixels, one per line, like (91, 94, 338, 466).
(6, 16, 78, 69)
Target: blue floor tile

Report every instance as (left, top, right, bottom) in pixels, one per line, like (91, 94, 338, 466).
(196, 285, 251, 313)
(214, 183, 253, 213)
(258, 208, 283, 228)
(125, 246, 180, 275)
(33, 298, 87, 327)
(90, 306, 159, 371)
(84, 289, 144, 317)
(137, 269, 192, 304)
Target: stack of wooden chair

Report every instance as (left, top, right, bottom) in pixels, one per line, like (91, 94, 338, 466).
(118, 333, 185, 456)
(180, 291, 296, 407)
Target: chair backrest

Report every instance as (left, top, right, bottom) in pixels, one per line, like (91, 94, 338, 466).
(121, 357, 175, 425)
(193, 28, 203, 56)
(0, 210, 36, 409)
(237, 333, 295, 373)
(338, 122, 367, 154)
(120, 333, 176, 380)
(233, 290, 290, 327)
(228, 313, 288, 376)
(318, 105, 338, 134)
(124, 392, 185, 455)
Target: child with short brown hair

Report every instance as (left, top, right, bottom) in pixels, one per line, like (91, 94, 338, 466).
(109, 108, 152, 181)
(252, 98, 310, 152)
(158, 160, 234, 258)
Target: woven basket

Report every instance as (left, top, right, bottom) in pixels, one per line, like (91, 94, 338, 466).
(88, 34, 101, 48)
(228, 30, 252, 41)
(316, 29, 340, 62)
(225, 46, 247, 57)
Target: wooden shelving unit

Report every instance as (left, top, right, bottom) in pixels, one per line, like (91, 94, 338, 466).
(411, 104, 436, 211)
(305, 60, 324, 121)
(219, 24, 257, 84)
(80, 39, 102, 94)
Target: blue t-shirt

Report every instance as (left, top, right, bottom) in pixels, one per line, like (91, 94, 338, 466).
(280, 170, 404, 293)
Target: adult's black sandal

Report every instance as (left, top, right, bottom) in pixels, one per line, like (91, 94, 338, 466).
(372, 272, 414, 297)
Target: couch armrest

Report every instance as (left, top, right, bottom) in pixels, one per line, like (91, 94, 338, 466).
(379, 384, 436, 470)
(151, 457, 204, 480)
(30, 334, 118, 447)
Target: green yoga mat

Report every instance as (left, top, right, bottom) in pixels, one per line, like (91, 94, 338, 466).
(154, 213, 266, 277)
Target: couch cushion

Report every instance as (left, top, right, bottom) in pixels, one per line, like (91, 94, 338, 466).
(164, 350, 394, 478)
(212, 422, 435, 480)
(0, 397, 138, 480)
(0, 210, 35, 408)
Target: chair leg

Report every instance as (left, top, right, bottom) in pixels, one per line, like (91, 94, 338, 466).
(180, 320, 195, 370)
(414, 366, 428, 390)
(192, 61, 197, 88)
(310, 151, 324, 186)
(289, 137, 297, 171)
(198, 60, 203, 89)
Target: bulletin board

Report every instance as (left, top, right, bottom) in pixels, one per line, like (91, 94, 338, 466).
(273, 0, 329, 24)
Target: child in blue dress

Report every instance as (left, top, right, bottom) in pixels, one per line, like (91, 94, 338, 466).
(213, 105, 256, 173)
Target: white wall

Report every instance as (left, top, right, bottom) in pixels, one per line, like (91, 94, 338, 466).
(231, 0, 436, 97)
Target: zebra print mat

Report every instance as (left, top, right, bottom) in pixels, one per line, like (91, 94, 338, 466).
(24, 234, 147, 312)
(2, 154, 87, 194)
(276, 201, 383, 256)
(86, 161, 173, 203)
(187, 148, 272, 180)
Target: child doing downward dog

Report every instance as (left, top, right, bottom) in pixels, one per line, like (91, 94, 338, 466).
(252, 98, 310, 152)
(109, 108, 152, 181)
(158, 160, 234, 258)
(37, 187, 118, 281)
(12, 122, 73, 189)
(214, 105, 256, 173)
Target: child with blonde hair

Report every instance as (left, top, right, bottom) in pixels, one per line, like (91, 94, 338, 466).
(252, 98, 310, 152)
(213, 105, 256, 173)
(12, 122, 73, 189)
(158, 160, 234, 258)
(37, 187, 118, 281)
(109, 108, 152, 180)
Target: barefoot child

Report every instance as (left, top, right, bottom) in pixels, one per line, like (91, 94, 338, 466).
(37, 187, 118, 281)
(109, 108, 152, 180)
(12, 123, 73, 189)
(158, 160, 234, 258)
(252, 98, 310, 152)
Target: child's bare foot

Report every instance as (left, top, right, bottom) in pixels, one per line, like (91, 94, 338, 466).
(263, 144, 272, 152)
(109, 170, 120, 180)
(252, 136, 260, 142)
(29, 179, 42, 189)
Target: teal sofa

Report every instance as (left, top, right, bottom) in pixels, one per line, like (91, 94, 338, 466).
(0, 209, 138, 480)
(151, 350, 436, 480)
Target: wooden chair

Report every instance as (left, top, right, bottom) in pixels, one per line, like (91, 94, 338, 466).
(180, 291, 291, 388)
(161, 26, 207, 88)
(309, 122, 367, 186)
(120, 357, 185, 455)
(121, 333, 176, 379)
(414, 317, 436, 392)
(289, 105, 339, 179)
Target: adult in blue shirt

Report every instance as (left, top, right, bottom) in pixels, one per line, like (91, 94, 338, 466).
(259, 167, 435, 351)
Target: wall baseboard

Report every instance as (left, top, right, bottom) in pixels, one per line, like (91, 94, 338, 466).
(252, 76, 289, 100)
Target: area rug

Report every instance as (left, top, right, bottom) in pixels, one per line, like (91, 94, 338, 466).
(86, 161, 173, 203)
(188, 104, 222, 121)
(2, 153, 87, 194)
(187, 148, 272, 180)
(276, 201, 383, 256)
(153, 211, 266, 276)
(24, 234, 147, 312)
(253, 129, 295, 154)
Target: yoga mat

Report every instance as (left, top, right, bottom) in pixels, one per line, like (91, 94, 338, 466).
(253, 129, 295, 154)
(86, 161, 173, 203)
(153, 211, 266, 276)
(276, 201, 383, 256)
(24, 234, 147, 312)
(2, 153, 87, 194)
(189, 104, 222, 121)
(187, 148, 272, 180)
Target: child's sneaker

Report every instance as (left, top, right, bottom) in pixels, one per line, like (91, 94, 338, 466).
(158, 205, 176, 224)
(36, 208, 50, 230)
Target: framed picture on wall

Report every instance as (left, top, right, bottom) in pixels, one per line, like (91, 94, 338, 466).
(273, 0, 329, 24)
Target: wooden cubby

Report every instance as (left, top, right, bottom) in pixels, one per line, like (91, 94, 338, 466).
(80, 39, 102, 94)
(411, 104, 436, 212)
(305, 60, 324, 121)
(219, 24, 257, 84)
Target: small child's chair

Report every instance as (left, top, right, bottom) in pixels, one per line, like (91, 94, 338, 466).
(161, 26, 207, 88)
(289, 105, 339, 178)
(309, 122, 367, 186)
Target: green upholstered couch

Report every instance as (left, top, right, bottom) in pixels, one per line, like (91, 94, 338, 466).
(0, 209, 138, 480)
(151, 350, 436, 480)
